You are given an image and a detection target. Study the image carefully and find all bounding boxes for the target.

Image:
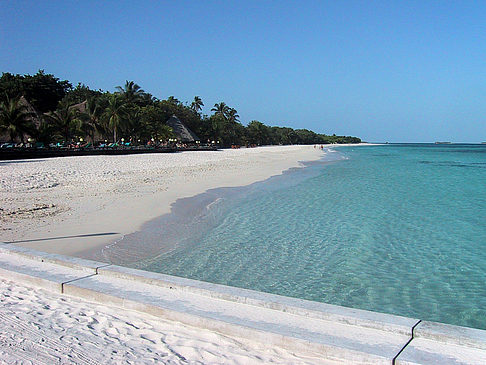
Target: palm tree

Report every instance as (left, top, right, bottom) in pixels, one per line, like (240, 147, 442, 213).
(124, 107, 144, 141)
(191, 96, 204, 113)
(139, 105, 174, 143)
(0, 96, 35, 143)
(227, 108, 239, 123)
(103, 94, 128, 142)
(77, 97, 104, 142)
(44, 100, 78, 143)
(167, 96, 181, 105)
(115, 80, 145, 105)
(211, 102, 229, 119)
(146, 123, 174, 143)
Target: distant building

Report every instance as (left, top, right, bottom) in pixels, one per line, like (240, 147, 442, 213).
(166, 115, 199, 143)
(19, 96, 42, 129)
(68, 100, 87, 114)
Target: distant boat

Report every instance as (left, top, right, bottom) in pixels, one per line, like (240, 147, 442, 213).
(435, 141, 452, 144)
(482, 142, 486, 144)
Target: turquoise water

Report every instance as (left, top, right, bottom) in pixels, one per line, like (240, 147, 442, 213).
(139, 144, 486, 329)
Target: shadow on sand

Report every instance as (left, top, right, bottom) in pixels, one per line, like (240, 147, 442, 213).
(4, 232, 119, 244)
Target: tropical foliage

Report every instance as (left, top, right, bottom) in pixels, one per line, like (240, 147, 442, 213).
(0, 96, 35, 143)
(0, 71, 361, 147)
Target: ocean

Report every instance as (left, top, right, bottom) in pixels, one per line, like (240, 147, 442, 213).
(111, 144, 486, 329)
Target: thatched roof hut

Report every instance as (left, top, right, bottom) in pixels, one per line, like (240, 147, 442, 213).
(69, 100, 87, 114)
(19, 96, 42, 129)
(166, 115, 199, 142)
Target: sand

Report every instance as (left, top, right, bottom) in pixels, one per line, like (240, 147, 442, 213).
(0, 278, 325, 364)
(1, 145, 324, 256)
(1, 145, 336, 363)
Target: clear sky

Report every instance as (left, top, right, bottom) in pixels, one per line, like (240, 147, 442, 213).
(1, 0, 486, 142)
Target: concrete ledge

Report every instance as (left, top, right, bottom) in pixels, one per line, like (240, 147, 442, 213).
(64, 274, 410, 364)
(1, 247, 486, 364)
(0, 244, 109, 274)
(0, 250, 96, 293)
(395, 338, 486, 364)
(396, 321, 486, 364)
(414, 321, 486, 350)
(98, 264, 418, 336)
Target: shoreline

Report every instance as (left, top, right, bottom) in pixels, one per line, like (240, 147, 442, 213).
(2, 145, 343, 257)
(85, 151, 337, 266)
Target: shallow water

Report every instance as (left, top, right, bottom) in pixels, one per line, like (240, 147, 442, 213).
(113, 144, 486, 329)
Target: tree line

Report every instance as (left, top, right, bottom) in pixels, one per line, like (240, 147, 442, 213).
(0, 70, 361, 147)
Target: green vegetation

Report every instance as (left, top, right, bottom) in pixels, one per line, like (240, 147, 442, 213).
(0, 71, 361, 147)
(0, 95, 36, 143)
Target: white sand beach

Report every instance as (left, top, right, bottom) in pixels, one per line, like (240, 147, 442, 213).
(0, 145, 332, 363)
(1, 145, 325, 257)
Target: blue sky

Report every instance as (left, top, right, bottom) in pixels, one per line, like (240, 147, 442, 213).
(1, 0, 486, 142)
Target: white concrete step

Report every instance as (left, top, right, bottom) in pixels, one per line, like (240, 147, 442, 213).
(97, 264, 417, 336)
(0, 245, 415, 363)
(64, 273, 412, 364)
(0, 249, 97, 293)
(396, 321, 486, 364)
(0, 243, 109, 274)
(2, 245, 486, 364)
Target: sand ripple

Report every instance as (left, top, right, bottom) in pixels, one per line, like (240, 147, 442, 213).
(0, 279, 324, 364)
